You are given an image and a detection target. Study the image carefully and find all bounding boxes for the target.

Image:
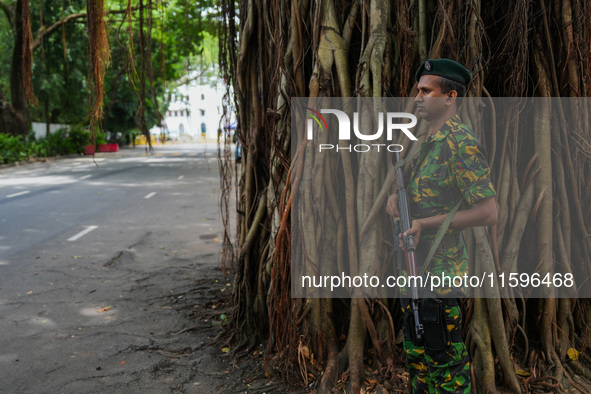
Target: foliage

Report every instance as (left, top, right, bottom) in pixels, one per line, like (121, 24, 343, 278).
(0, 134, 27, 164)
(29, 0, 89, 126)
(0, 0, 218, 139)
(65, 124, 91, 154)
(0, 7, 12, 96)
(0, 124, 89, 164)
(94, 132, 107, 147)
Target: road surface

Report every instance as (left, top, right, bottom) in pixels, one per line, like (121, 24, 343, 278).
(0, 144, 247, 392)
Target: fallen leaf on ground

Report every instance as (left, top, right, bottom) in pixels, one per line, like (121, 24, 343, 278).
(97, 306, 111, 313)
(301, 346, 310, 358)
(567, 348, 580, 361)
(515, 368, 531, 376)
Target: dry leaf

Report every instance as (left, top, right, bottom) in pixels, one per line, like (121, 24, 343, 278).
(301, 345, 310, 358)
(567, 348, 580, 361)
(515, 368, 531, 376)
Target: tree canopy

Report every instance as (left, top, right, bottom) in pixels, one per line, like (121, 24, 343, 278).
(0, 0, 217, 138)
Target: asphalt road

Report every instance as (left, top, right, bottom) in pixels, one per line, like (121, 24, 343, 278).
(1, 144, 222, 261)
(0, 144, 236, 392)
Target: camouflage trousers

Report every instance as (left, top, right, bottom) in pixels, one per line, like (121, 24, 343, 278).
(401, 298, 471, 393)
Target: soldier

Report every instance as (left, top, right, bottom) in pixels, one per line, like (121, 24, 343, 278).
(385, 59, 498, 393)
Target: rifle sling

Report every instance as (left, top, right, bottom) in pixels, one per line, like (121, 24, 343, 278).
(393, 148, 420, 175)
(418, 199, 463, 277)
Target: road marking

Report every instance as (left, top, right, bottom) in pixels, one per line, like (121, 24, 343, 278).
(68, 226, 98, 241)
(80, 175, 92, 180)
(144, 192, 157, 199)
(6, 191, 30, 198)
(178, 175, 184, 180)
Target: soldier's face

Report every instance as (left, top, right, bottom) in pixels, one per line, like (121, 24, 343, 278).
(414, 75, 451, 121)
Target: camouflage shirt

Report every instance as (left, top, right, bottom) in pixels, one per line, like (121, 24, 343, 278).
(408, 114, 497, 241)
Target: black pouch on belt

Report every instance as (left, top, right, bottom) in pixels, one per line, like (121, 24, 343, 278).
(402, 299, 423, 347)
(421, 297, 448, 352)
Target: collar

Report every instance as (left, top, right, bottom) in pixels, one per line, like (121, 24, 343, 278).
(427, 114, 461, 142)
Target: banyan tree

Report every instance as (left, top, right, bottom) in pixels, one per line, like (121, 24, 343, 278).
(219, 0, 591, 392)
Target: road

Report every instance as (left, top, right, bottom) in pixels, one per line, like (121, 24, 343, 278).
(0, 144, 241, 392)
(1, 144, 222, 261)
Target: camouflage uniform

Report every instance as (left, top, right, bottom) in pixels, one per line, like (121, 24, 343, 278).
(401, 114, 496, 393)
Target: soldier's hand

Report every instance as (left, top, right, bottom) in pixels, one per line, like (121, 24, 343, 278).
(403, 220, 423, 247)
(386, 193, 400, 216)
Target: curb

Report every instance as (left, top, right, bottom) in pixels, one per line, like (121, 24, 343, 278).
(0, 154, 82, 170)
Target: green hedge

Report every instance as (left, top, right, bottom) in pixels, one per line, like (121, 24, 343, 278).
(0, 125, 91, 165)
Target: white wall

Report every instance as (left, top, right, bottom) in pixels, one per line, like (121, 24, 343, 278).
(31, 122, 70, 139)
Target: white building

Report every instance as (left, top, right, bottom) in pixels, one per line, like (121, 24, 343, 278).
(150, 73, 227, 141)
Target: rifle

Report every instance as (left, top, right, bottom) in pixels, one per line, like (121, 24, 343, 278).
(393, 150, 424, 344)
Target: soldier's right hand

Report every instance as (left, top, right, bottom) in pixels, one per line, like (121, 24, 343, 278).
(386, 193, 400, 217)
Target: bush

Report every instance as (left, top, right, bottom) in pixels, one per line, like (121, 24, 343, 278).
(0, 134, 27, 164)
(0, 124, 91, 164)
(46, 128, 69, 156)
(94, 132, 107, 148)
(67, 124, 90, 154)
(28, 138, 50, 158)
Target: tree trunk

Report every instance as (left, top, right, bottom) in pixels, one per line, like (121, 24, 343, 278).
(219, 0, 591, 392)
(0, 0, 30, 136)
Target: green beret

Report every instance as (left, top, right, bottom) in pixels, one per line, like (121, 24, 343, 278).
(415, 58, 471, 85)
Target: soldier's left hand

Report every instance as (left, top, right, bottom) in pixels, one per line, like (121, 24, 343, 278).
(403, 220, 423, 247)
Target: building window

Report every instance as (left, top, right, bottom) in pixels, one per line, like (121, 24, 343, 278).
(174, 111, 178, 117)
(186, 109, 191, 117)
(201, 94, 205, 100)
(200, 109, 205, 116)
